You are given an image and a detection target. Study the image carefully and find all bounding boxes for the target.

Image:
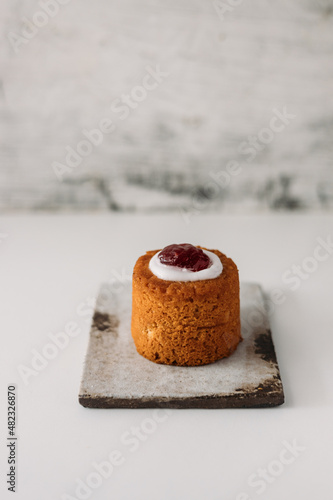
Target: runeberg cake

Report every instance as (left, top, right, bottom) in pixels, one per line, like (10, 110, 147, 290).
(131, 244, 241, 366)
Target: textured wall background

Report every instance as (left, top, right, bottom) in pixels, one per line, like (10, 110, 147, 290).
(1, 0, 333, 212)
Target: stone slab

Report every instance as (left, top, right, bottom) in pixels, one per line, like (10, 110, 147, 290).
(79, 282, 284, 409)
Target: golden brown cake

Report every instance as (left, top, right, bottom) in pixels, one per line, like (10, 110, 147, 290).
(131, 245, 241, 366)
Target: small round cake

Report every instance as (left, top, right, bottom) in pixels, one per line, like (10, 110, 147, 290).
(131, 244, 241, 366)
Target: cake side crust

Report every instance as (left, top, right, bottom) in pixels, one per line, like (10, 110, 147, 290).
(131, 247, 241, 366)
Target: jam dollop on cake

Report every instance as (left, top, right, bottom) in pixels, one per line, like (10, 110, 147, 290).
(158, 243, 211, 272)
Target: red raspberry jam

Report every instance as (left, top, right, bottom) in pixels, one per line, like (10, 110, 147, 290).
(158, 243, 211, 272)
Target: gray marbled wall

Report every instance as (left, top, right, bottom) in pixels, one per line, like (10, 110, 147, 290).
(1, 0, 333, 212)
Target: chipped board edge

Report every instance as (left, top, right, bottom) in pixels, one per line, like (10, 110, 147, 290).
(78, 385, 284, 409)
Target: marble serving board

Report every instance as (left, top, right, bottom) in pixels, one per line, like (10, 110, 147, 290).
(79, 282, 284, 409)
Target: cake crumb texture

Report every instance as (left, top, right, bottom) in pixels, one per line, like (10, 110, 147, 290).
(131, 247, 241, 366)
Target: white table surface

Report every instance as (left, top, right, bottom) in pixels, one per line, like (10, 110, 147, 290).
(1, 213, 333, 500)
